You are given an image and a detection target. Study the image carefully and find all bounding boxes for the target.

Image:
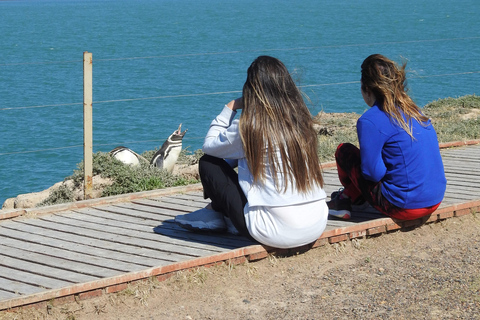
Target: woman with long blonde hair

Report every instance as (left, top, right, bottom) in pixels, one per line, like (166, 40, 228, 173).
(328, 54, 446, 220)
(175, 56, 328, 248)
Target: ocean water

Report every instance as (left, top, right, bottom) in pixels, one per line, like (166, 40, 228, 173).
(1, 0, 479, 204)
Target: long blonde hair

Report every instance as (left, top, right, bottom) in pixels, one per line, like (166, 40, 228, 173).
(239, 56, 324, 193)
(361, 54, 429, 137)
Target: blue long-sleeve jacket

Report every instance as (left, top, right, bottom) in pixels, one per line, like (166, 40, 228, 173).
(357, 104, 446, 209)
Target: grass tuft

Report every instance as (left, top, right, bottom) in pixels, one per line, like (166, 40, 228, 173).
(423, 94, 480, 142)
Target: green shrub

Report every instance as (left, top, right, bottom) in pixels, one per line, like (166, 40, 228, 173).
(41, 150, 199, 205)
(100, 161, 197, 197)
(40, 184, 75, 206)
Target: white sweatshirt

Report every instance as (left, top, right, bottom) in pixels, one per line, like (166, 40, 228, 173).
(203, 106, 328, 248)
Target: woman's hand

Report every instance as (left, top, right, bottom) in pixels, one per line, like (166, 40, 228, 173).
(227, 98, 244, 111)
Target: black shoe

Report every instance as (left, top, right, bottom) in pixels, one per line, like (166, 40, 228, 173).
(331, 189, 368, 208)
(327, 190, 352, 220)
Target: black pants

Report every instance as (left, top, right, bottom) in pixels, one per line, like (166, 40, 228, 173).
(199, 154, 254, 240)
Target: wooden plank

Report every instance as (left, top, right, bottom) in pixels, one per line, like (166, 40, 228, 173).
(151, 225, 256, 248)
(0, 277, 46, 296)
(94, 204, 174, 221)
(102, 200, 261, 248)
(443, 156, 480, 163)
(443, 155, 480, 162)
(442, 149, 480, 157)
(0, 289, 16, 301)
(443, 188, 478, 200)
(442, 194, 478, 204)
(444, 174, 480, 184)
(0, 234, 130, 277)
(442, 195, 477, 204)
(447, 178, 480, 189)
(443, 184, 479, 195)
(76, 207, 171, 227)
(2, 220, 167, 267)
(325, 219, 357, 227)
(115, 201, 188, 217)
(72, 208, 242, 252)
(438, 197, 461, 206)
(72, 208, 255, 250)
(165, 193, 209, 203)
(444, 165, 480, 174)
(445, 164, 480, 172)
(349, 212, 386, 222)
(444, 169, 480, 178)
(5, 219, 171, 271)
(441, 146, 480, 159)
(442, 148, 480, 156)
(0, 265, 74, 290)
(322, 176, 341, 183)
(65, 209, 251, 254)
(146, 197, 207, 210)
(0, 252, 98, 283)
(25, 216, 216, 259)
(131, 198, 200, 213)
(53, 211, 255, 254)
(444, 166, 480, 173)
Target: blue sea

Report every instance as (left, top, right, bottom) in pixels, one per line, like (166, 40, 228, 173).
(1, 0, 479, 205)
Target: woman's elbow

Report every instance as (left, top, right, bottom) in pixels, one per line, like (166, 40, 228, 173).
(361, 166, 385, 183)
(202, 139, 215, 154)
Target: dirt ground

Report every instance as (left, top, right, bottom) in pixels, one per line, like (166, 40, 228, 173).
(2, 213, 480, 320)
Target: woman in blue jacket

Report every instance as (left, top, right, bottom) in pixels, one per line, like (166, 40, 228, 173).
(328, 54, 447, 220)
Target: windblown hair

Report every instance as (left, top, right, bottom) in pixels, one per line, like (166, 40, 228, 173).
(361, 54, 429, 137)
(239, 56, 324, 193)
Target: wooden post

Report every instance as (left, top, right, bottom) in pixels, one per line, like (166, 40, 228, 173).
(83, 51, 93, 200)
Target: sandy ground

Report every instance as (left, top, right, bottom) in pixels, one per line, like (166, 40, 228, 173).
(2, 213, 480, 320)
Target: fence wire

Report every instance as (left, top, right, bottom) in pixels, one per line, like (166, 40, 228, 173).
(1, 36, 479, 156)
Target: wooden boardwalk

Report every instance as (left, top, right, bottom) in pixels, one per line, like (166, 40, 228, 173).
(0, 142, 479, 310)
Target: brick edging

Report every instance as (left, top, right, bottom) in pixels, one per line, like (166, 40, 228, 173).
(439, 139, 480, 149)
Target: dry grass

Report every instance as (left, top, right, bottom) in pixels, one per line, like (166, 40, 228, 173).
(423, 94, 480, 143)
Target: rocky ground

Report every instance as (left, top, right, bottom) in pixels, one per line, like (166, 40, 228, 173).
(2, 212, 479, 320)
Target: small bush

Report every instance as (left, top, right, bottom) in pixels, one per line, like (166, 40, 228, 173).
(177, 148, 204, 165)
(100, 161, 197, 197)
(40, 184, 75, 206)
(65, 150, 199, 200)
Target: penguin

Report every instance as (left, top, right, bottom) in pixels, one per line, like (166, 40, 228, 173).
(150, 123, 188, 172)
(109, 146, 148, 166)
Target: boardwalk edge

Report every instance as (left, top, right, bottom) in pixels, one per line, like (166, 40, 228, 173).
(0, 184, 203, 221)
